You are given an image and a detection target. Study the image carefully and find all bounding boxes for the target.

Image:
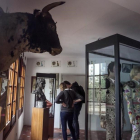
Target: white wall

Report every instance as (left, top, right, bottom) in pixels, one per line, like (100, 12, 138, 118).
(17, 111, 24, 139)
(24, 57, 85, 126)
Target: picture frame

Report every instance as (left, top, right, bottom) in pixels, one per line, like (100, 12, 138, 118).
(36, 61, 45, 67)
(67, 61, 77, 67)
(132, 64, 140, 68)
(122, 63, 132, 73)
(31, 76, 36, 93)
(51, 61, 61, 67)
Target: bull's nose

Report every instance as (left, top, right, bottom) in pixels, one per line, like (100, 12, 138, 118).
(51, 47, 62, 56)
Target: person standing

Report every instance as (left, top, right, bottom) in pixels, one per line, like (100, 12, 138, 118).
(64, 81, 85, 140)
(55, 82, 83, 140)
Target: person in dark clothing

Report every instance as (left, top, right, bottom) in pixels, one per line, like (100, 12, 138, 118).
(64, 81, 85, 140)
(55, 82, 83, 140)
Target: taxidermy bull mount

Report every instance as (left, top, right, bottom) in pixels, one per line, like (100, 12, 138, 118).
(0, 1, 65, 72)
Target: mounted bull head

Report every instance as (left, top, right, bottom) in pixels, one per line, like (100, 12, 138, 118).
(0, 1, 65, 72)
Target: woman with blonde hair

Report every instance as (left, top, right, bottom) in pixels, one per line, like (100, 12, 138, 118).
(55, 82, 83, 140)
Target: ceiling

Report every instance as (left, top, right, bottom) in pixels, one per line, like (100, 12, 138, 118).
(1, 0, 140, 58)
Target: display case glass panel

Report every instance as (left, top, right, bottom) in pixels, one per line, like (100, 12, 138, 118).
(87, 49, 115, 140)
(120, 43, 140, 140)
(86, 34, 140, 140)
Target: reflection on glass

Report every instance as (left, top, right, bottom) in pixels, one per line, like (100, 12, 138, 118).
(94, 76, 99, 88)
(101, 63, 107, 75)
(89, 64, 94, 75)
(88, 102, 93, 114)
(88, 89, 93, 101)
(100, 89, 106, 103)
(88, 50, 115, 140)
(95, 64, 99, 75)
(88, 77, 93, 88)
(101, 76, 106, 88)
(120, 44, 140, 140)
(1, 78, 8, 95)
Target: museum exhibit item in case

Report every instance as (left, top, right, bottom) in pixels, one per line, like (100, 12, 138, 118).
(123, 66, 140, 140)
(86, 34, 140, 140)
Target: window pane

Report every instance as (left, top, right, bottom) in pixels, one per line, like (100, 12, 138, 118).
(15, 59, 19, 72)
(14, 73, 18, 86)
(94, 76, 99, 88)
(9, 70, 14, 86)
(88, 102, 93, 114)
(89, 64, 94, 76)
(10, 62, 15, 70)
(120, 44, 140, 139)
(88, 46, 115, 140)
(20, 88, 22, 98)
(88, 77, 93, 88)
(12, 102, 16, 116)
(101, 76, 106, 88)
(6, 105, 11, 123)
(88, 89, 93, 101)
(13, 87, 17, 101)
(7, 87, 12, 104)
(19, 99, 21, 109)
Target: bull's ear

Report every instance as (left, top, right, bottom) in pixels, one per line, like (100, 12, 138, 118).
(34, 9, 40, 17)
(42, 1, 65, 13)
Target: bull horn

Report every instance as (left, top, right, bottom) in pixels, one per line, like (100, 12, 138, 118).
(42, 1, 65, 13)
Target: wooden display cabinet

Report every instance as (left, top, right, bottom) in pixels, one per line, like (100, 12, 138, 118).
(31, 107, 49, 140)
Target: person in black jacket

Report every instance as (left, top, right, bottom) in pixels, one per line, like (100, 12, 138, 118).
(64, 81, 85, 140)
(55, 82, 83, 140)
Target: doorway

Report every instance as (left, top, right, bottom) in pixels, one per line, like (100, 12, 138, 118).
(61, 74, 85, 130)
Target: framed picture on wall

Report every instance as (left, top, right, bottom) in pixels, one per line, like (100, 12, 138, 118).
(132, 64, 140, 68)
(67, 61, 77, 67)
(31, 76, 36, 93)
(51, 61, 61, 67)
(122, 63, 132, 73)
(36, 61, 45, 67)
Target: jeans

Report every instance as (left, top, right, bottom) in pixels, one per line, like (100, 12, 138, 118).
(60, 112, 76, 140)
(73, 102, 82, 139)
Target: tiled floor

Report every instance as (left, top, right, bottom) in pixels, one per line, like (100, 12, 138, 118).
(19, 125, 85, 140)
(19, 125, 131, 140)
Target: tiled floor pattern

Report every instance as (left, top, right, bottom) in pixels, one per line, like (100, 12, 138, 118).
(19, 125, 131, 140)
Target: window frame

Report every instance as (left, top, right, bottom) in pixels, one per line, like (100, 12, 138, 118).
(18, 57, 26, 118)
(3, 59, 19, 139)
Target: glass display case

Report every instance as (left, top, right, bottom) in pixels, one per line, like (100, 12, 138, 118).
(85, 34, 140, 140)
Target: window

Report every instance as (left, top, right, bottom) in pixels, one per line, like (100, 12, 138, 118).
(6, 59, 19, 124)
(19, 58, 25, 113)
(3, 59, 19, 138)
(88, 63, 107, 115)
